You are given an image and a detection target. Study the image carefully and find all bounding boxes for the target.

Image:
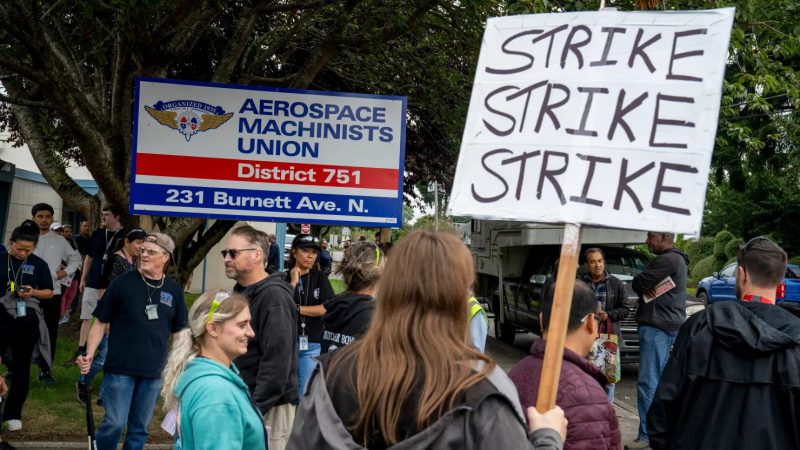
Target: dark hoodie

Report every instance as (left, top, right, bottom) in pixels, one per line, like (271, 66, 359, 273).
(233, 274, 299, 413)
(632, 248, 689, 331)
(648, 300, 800, 449)
(321, 293, 375, 353)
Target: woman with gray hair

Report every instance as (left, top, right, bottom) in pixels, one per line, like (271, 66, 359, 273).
(161, 290, 265, 450)
(320, 240, 384, 353)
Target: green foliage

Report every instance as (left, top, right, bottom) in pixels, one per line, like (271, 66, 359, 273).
(790, 256, 800, 265)
(685, 237, 715, 272)
(692, 254, 719, 281)
(725, 238, 744, 260)
(713, 230, 736, 259)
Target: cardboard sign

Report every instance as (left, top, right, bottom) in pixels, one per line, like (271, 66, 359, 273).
(448, 9, 734, 234)
(131, 78, 407, 227)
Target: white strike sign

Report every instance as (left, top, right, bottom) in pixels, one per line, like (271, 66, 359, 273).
(448, 8, 734, 234)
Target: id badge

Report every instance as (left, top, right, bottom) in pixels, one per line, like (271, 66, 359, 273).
(145, 303, 159, 320)
(299, 335, 309, 351)
(16, 300, 26, 317)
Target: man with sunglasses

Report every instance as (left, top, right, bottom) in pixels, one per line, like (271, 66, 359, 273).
(77, 233, 188, 450)
(224, 225, 297, 450)
(647, 237, 800, 450)
(626, 232, 688, 450)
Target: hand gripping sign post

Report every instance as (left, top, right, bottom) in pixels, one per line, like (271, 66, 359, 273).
(448, 8, 734, 412)
(131, 78, 407, 228)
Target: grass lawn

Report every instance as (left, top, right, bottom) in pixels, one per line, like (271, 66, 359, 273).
(6, 294, 201, 443)
(329, 278, 346, 294)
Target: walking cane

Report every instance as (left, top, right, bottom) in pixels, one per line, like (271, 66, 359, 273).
(79, 353, 97, 450)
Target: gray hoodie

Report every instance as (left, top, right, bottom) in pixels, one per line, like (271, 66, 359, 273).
(287, 361, 563, 450)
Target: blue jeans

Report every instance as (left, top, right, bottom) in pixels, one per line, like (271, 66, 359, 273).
(297, 341, 321, 399)
(96, 373, 162, 450)
(637, 324, 677, 441)
(604, 383, 616, 403)
(84, 334, 108, 399)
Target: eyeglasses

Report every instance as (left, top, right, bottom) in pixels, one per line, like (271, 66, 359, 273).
(221, 248, 257, 259)
(741, 236, 770, 251)
(126, 228, 145, 239)
(140, 247, 166, 256)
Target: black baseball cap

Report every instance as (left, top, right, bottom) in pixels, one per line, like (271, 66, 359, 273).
(291, 234, 321, 251)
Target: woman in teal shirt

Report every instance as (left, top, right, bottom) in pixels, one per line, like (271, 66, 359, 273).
(161, 290, 266, 450)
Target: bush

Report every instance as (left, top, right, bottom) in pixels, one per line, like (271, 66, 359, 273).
(790, 256, 800, 266)
(713, 230, 735, 259)
(685, 237, 714, 272)
(725, 238, 744, 260)
(692, 254, 718, 280)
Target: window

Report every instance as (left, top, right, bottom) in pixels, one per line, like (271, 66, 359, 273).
(719, 264, 736, 278)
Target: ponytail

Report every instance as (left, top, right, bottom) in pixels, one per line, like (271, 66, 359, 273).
(160, 290, 249, 411)
(161, 329, 199, 411)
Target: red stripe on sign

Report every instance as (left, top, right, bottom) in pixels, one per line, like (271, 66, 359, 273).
(135, 154, 398, 190)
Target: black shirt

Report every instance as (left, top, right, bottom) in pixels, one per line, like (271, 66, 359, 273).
(293, 268, 334, 343)
(93, 270, 188, 379)
(74, 234, 90, 257)
(1, 251, 53, 296)
(86, 228, 126, 289)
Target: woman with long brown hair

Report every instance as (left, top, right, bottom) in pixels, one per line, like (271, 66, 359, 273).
(288, 230, 566, 449)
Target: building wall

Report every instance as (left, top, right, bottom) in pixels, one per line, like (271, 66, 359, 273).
(187, 220, 277, 294)
(4, 177, 67, 243)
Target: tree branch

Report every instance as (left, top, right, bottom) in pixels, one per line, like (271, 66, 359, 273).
(0, 93, 51, 109)
(213, 6, 262, 82)
(3, 79, 100, 222)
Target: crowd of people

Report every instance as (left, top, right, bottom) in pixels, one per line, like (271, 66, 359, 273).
(0, 206, 798, 450)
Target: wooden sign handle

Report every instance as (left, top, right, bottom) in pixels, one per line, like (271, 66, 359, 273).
(535, 223, 582, 412)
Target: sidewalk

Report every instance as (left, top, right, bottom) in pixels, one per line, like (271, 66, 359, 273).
(614, 396, 640, 444)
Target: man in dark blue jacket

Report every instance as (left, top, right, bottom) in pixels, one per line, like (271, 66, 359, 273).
(648, 237, 800, 449)
(626, 232, 688, 450)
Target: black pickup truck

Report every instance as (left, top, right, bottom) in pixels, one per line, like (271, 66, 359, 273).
(491, 245, 650, 364)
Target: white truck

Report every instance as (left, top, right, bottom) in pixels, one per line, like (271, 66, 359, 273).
(470, 220, 648, 363)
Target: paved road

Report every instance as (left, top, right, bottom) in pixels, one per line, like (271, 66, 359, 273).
(486, 326, 640, 445)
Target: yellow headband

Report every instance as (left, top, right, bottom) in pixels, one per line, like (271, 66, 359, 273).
(206, 291, 231, 323)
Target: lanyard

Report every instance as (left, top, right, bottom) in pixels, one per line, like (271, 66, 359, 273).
(741, 294, 774, 304)
(140, 271, 165, 304)
(297, 272, 311, 333)
(7, 253, 28, 288)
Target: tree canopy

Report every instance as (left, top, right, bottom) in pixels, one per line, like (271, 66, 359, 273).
(1, 0, 798, 283)
(0, 0, 499, 280)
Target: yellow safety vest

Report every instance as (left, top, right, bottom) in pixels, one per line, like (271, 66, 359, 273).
(468, 297, 489, 325)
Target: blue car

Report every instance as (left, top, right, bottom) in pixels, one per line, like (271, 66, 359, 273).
(696, 263, 800, 304)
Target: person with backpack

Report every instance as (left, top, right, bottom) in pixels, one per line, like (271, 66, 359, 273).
(161, 290, 266, 450)
(288, 230, 566, 450)
(321, 240, 383, 353)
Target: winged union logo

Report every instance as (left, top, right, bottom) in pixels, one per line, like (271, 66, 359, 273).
(144, 100, 233, 141)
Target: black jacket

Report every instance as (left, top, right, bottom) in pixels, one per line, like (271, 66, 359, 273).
(321, 293, 374, 353)
(648, 300, 800, 450)
(632, 248, 688, 331)
(233, 274, 298, 413)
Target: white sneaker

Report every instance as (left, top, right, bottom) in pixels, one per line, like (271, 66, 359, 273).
(5, 420, 21, 431)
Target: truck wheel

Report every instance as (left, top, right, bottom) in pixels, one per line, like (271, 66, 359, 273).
(491, 295, 516, 345)
(698, 291, 709, 305)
